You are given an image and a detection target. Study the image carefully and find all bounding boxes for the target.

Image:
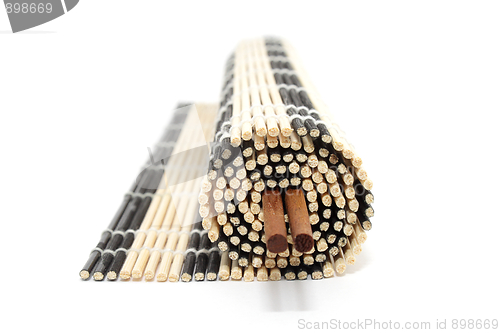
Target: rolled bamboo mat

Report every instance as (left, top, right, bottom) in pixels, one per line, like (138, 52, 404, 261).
(80, 37, 374, 282)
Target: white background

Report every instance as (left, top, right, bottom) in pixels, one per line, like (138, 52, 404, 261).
(1, 1, 499, 332)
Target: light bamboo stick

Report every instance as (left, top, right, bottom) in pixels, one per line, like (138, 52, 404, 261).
(256, 37, 293, 136)
(120, 107, 207, 280)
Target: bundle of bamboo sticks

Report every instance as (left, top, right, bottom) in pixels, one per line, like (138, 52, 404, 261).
(80, 37, 374, 282)
(199, 37, 374, 281)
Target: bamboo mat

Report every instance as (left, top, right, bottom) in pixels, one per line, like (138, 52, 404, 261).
(80, 37, 374, 282)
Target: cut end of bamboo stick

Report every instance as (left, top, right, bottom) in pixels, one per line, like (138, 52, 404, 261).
(265, 257, 276, 268)
(344, 225, 354, 236)
(357, 232, 367, 244)
(269, 267, 281, 281)
(366, 194, 374, 204)
(352, 158, 363, 169)
(132, 270, 143, 279)
(342, 148, 354, 159)
(281, 126, 293, 137)
(243, 267, 254, 281)
(93, 272, 104, 281)
(144, 271, 155, 281)
(181, 273, 192, 282)
(333, 141, 343, 151)
(303, 254, 315, 265)
(231, 138, 242, 147)
(362, 178, 374, 190)
(169, 274, 180, 282)
(310, 129, 320, 138)
(157, 273, 168, 282)
(106, 271, 117, 281)
(296, 127, 307, 137)
(242, 131, 253, 141)
(362, 221, 372, 231)
(277, 257, 288, 268)
(329, 246, 339, 257)
(256, 127, 267, 137)
(345, 250, 356, 265)
(256, 268, 269, 281)
(267, 127, 279, 138)
(323, 266, 335, 278)
(79, 270, 90, 280)
(120, 270, 131, 280)
(334, 258, 346, 274)
(231, 267, 242, 280)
